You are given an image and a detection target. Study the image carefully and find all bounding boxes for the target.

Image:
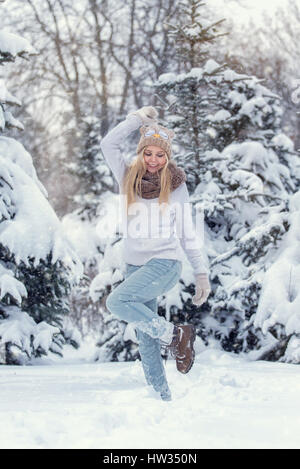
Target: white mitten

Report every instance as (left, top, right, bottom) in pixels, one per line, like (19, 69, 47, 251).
(192, 273, 211, 306)
(127, 106, 158, 125)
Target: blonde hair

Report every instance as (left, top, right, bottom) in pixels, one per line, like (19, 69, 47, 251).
(122, 148, 172, 215)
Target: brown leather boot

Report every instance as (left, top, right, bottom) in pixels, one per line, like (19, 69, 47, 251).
(167, 324, 196, 374)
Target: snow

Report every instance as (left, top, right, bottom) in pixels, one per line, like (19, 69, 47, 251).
(240, 97, 271, 126)
(0, 271, 27, 304)
(207, 109, 231, 122)
(272, 133, 295, 152)
(223, 69, 244, 82)
(0, 346, 300, 449)
(254, 191, 300, 349)
(0, 30, 37, 57)
(0, 79, 21, 106)
(203, 59, 220, 75)
(0, 137, 82, 278)
(220, 141, 288, 194)
(157, 61, 221, 87)
(0, 136, 48, 198)
(227, 90, 247, 107)
(0, 306, 59, 363)
(0, 158, 68, 267)
(3, 109, 24, 130)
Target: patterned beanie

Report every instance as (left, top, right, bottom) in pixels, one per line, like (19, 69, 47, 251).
(137, 124, 175, 159)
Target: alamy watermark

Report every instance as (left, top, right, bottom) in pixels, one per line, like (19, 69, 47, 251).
(95, 194, 205, 249)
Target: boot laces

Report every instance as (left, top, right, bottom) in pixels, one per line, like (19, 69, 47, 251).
(160, 326, 186, 360)
(160, 333, 178, 359)
(165, 327, 180, 359)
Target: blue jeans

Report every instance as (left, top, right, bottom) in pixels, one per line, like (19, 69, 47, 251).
(106, 258, 182, 399)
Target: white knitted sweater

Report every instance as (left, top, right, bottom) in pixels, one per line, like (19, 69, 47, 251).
(100, 114, 209, 275)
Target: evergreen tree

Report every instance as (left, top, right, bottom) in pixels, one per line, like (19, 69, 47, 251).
(155, 55, 300, 360)
(68, 116, 115, 222)
(250, 191, 300, 363)
(94, 311, 139, 363)
(165, 0, 227, 70)
(154, 0, 300, 361)
(155, 61, 227, 190)
(65, 112, 142, 359)
(0, 26, 83, 364)
(156, 0, 228, 191)
(64, 114, 121, 345)
(194, 65, 299, 358)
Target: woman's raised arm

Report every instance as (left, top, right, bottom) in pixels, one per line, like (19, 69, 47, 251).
(100, 107, 158, 186)
(100, 114, 142, 186)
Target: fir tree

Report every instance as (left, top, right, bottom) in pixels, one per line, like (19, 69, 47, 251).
(155, 61, 227, 190)
(155, 56, 299, 360)
(165, 0, 227, 70)
(196, 65, 299, 357)
(68, 116, 115, 222)
(154, 1, 300, 361)
(65, 112, 142, 360)
(0, 26, 82, 364)
(65, 114, 123, 348)
(156, 0, 228, 190)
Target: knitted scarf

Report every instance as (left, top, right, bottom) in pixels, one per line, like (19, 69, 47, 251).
(138, 161, 187, 199)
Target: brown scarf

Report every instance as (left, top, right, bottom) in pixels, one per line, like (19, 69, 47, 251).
(138, 161, 187, 199)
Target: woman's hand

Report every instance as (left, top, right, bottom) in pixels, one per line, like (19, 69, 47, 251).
(127, 106, 158, 125)
(192, 273, 211, 306)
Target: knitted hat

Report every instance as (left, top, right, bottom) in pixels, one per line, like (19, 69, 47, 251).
(137, 124, 175, 159)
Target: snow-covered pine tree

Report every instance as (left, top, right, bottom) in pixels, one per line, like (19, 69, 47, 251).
(151, 1, 229, 335)
(62, 109, 142, 359)
(250, 191, 300, 363)
(196, 64, 299, 359)
(155, 61, 227, 191)
(165, 0, 227, 70)
(155, 56, 300, 360)
(63, 114, 122, 345)
(0, 27, 83, 364)
(157, 0, 228, 192)
(152, 1, 300, 361)
(63, 110, 144, 360)
(68, 116, 115, 222)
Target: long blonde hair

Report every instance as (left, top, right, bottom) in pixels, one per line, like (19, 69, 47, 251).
(122, 148, 172, 215)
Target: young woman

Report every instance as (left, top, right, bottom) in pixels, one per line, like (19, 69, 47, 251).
(100, 106, 211, 401)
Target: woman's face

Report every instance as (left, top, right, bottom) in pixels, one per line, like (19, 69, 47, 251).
(143, 145, 167, 173)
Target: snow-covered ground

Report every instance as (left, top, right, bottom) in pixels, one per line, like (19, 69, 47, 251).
(1, 343, 300, 449)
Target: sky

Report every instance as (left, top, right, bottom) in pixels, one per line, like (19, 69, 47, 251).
(210, 0, 294, 25)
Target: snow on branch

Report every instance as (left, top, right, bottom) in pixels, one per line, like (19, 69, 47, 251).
(0, 139, 83, 282)
(0, 79, 21, 106)
(0, 305, 60, 364)
(0, 31, 37, 63)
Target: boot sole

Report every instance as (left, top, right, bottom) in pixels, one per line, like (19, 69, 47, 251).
(178, 326, 196, 374)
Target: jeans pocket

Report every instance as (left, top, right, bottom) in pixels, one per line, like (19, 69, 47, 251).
(147, 258, 182, 280)
(147, 258, 175, 275)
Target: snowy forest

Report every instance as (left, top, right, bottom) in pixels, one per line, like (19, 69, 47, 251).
(0, 0, 299, 367)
